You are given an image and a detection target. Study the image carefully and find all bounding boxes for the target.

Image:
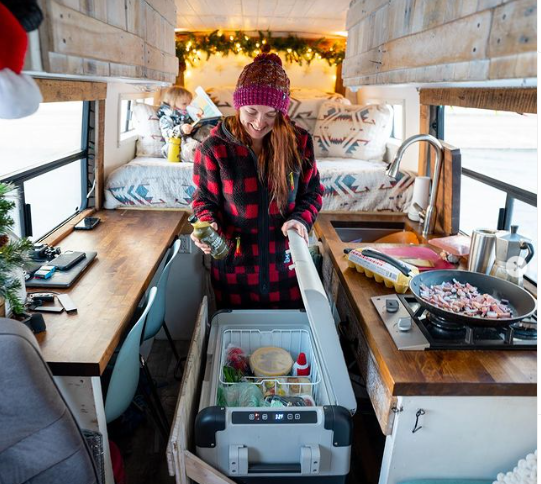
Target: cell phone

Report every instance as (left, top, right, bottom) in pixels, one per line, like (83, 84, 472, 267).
(32, 305, 64, 313)
(74, 217, 100, 230)
(34, 265, 56, 279)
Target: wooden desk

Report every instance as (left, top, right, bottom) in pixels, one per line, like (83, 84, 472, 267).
(32, 209, 187, 484)
(35, 209, 187, 376)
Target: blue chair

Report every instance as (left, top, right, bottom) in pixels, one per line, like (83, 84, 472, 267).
(105, 286, 157, 424)
(142, 239, 181, 363)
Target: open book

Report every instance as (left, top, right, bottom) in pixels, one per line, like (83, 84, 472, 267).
(187, 86, 222, 127)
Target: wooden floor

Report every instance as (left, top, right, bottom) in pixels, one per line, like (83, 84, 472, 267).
(110, 339, 385, 484)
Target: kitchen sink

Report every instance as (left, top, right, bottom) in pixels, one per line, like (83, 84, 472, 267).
(331, 220, 409, 243)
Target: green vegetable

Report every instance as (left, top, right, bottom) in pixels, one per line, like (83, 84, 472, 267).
(222, 365, 243, 383)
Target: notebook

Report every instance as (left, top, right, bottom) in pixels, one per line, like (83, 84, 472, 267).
(26, 252, 97, 288)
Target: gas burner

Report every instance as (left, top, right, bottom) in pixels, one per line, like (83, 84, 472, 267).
(509, 320, 537, 340)
(425, 312, 465, 331)
(372, 295, 537, 351)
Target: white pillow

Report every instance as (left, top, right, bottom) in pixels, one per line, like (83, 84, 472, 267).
(313, 102, 393, 161)
(132, 102, 164, 157)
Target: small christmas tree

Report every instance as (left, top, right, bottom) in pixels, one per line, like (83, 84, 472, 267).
(0, 183, 32, 315)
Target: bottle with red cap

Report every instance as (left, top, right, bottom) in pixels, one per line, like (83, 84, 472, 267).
(292, 352, 310, 376)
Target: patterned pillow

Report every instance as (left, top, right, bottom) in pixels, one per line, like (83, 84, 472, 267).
(207, 87, 236, 117)
(288, 88, 350, 134)
(313, 102, 393, 161)
(206, 87, 351, 135)
(132, 102, 164, 157)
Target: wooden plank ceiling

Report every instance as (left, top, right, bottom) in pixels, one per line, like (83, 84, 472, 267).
(175, 0, 350, 35)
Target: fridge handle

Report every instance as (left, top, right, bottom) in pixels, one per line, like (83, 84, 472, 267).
(229, 444, 320, 476)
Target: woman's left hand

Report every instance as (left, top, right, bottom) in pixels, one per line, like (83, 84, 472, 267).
(281, 219, 308, 244)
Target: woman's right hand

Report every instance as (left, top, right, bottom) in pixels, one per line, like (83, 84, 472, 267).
(190, 222, 218, 255)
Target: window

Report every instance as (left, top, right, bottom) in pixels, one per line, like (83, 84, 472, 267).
(443, 107, 537, 282)
(118, 94, 155, 143)
(0, 101, 90, 240)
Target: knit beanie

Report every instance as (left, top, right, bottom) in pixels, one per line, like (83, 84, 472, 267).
(233, 53, 290, 115)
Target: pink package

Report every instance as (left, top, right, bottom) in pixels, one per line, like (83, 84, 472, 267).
(429, 235, 471, 256)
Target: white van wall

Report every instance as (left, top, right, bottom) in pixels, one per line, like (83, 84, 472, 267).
(184, 53, 337, 92)
(164, 237, 206, 341)
(356, 86, 420, 173)
(103, 83, 140, 179)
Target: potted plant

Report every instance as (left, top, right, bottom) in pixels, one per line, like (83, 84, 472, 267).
(0, 182, 32, 316)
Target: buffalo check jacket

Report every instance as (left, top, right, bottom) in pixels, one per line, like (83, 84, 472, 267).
(192, 120, 324, 309)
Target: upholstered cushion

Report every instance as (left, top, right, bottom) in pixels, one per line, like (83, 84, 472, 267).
(207, 86, 237, 117)
(288, 88, 351, 134)
(206, 87, 351, 135)
(313, 102, 393, 161)
(132, 102, 164, 157)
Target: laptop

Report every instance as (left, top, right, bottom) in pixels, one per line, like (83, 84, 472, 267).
(26, 252, 97, 288)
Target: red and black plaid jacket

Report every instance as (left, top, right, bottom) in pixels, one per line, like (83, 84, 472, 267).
(192, 120, 324, 309)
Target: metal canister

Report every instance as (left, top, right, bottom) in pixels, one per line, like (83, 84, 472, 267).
(467, 229, 498, 274)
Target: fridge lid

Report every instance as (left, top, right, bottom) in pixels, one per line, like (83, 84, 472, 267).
(287, 230, 357, 414)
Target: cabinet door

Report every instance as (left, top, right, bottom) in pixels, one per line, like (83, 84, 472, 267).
(380, 395, 537, 484)
(336, 284, 397, 435)
(167, 296, 209, 484)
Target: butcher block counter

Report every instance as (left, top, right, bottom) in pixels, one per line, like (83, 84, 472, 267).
(314, 213, 537, 403)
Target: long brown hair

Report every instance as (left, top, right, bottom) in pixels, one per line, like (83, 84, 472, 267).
(225, 112, 302, 211)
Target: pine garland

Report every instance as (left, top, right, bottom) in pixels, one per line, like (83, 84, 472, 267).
(0, 183, 32, 315)
(176, 30, 345, 69)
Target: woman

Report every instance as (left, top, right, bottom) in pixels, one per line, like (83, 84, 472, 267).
(191, 53, 324, 309)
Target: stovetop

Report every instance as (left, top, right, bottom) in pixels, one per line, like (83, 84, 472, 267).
(371, 294, 537, 351)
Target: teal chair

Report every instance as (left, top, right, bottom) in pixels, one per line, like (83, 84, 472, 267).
(105, 286, 158, 424)
(142, 239, 181, 362)
(400, 480, 492, 484)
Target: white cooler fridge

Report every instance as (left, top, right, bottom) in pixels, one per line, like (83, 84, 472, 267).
(195, 231, 357, 484)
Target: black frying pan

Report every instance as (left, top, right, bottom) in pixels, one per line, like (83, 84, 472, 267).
(360, 249, 537, 327)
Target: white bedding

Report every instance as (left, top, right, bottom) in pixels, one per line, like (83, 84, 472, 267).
(104, 156, 413, 212)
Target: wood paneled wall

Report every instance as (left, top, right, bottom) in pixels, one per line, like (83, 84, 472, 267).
(33, 0, 178, 83)
(343, 0, 537, 87)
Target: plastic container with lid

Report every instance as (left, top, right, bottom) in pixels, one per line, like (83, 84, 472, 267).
(249, 346, 294, 377)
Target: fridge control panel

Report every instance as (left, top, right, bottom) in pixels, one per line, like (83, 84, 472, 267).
(232, 410, 318, 424)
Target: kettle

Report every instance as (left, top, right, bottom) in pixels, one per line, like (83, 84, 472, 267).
(489, 225, 534, 287)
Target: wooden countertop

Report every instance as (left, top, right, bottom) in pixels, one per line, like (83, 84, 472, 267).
(315, 212, 537, 397)
(34, 210, 188, 377)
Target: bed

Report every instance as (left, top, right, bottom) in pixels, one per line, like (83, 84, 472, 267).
(105, 88, 413, 212)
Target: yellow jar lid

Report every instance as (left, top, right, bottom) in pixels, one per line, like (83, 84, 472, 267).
(249, 346, 294, 377)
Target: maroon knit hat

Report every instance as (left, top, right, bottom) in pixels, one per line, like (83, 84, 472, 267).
(233, 53, 290, 115)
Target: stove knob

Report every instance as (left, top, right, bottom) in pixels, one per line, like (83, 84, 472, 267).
(397, 317, 412, 332)
(386, 299, 400, 313)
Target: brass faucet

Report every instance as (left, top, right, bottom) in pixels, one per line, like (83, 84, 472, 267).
(385, 134, 444, 238)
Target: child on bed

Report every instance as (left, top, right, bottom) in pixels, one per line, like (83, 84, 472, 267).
(156, 86, 199, 160)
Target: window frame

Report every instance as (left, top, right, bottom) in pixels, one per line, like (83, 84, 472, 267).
(117, 91, 156, 146)
(419, 87, 537, 288)
(2, 79, 107, 241)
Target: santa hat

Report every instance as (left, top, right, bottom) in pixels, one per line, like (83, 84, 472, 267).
(0, 2, 42, 119)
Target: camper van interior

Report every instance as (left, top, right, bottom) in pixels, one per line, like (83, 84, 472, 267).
(0, 1, 537, 484)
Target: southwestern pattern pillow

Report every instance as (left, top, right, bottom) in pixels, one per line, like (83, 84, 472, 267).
(132, 102, 164, 157)
(206, 87, 351, 135)
(313, 102, 393, 161)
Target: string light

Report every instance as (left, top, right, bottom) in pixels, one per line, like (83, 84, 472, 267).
(175, 30, 345, 69)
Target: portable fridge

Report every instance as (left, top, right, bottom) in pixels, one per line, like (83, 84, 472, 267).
(195, 231, 357, 483)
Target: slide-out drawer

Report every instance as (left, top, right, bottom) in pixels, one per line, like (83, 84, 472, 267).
(167, 297, 237, 484)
